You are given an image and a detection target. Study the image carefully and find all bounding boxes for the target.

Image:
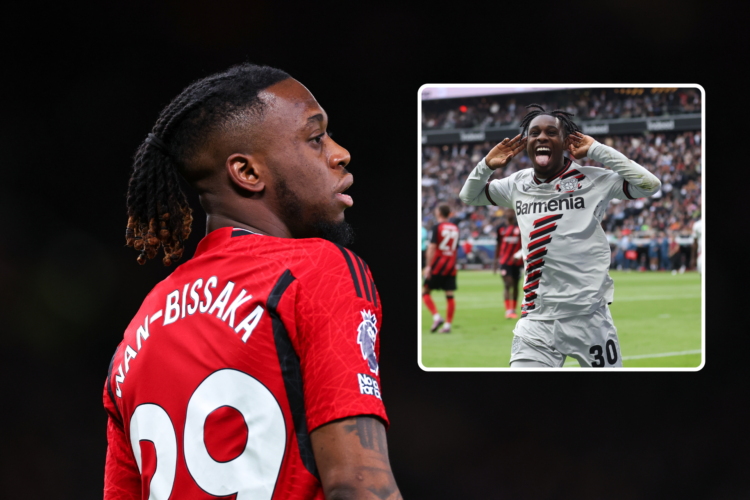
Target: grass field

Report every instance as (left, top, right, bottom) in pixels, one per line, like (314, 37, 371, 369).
(420, 270, 702, 369)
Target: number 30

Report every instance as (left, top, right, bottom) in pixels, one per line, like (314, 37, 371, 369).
(129, 369, 286, 499)
(589, 340, 618, 367)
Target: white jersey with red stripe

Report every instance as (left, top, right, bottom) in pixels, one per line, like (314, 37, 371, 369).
(460, 141, 660, 320)
(691, 219, 702, 256)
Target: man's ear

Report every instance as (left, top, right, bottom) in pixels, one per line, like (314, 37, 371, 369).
(226, 153, 266, 193)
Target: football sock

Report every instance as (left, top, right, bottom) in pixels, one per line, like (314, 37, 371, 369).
(504, 299, 510, 311)
(423, 293, 438, 315)
(446, 297, 455, 322)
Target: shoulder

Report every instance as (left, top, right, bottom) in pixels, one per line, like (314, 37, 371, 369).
(220, 234, 368, 283)
(575, 163, 620, 186)
(289, 239, 379, 304)
(509, 169, 533, 184)
(489, 168, 531, 186)
(575, 163, 609, 177)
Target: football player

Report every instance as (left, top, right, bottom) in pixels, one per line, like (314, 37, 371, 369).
(422, 204, 459, 333)
(690, 218, 703, 274)
(103, 64, 402, 499)
(494, 210, 523, 319)
(460, 104, 661, 368)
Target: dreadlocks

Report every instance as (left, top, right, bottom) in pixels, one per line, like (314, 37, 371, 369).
(519, 104, 581, 139)
(125, 63, 290, 265)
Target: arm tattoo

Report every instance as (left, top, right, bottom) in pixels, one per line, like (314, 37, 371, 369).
(367, 485, 403, 500)
(343, 417, 388, 453)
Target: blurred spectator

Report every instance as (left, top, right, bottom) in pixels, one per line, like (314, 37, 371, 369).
(422, 88, 701, 130)
(668, 233, 684, 274)
(659, 231, 671, 271)
(648, 232, 660, 271)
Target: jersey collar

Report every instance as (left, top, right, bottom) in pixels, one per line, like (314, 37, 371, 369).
(532, 157, 572, 185)
(193, 227, 264, 258)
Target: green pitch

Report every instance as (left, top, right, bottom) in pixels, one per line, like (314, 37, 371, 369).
(420, 270, 702, 368)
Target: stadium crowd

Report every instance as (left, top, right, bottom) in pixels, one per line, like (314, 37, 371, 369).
(422, 88, 701, 130)
(421, 130, 702, 271)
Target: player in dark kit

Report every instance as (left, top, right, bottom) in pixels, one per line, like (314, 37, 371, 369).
(494, 210, 523, 319)
(103, 64, 402, 499)
(422, 204, 458, 333)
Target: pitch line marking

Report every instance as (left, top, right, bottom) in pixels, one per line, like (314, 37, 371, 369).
(563, 349, 702, 366)
(621, 349, 702, 360)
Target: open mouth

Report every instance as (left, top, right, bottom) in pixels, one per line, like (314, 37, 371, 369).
(335, 192, 353, 207)
(335, 176, 354, 208)
(535, 147, 551, 167)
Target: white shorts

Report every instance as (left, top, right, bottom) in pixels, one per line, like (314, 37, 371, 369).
(509, 304, 622, 368)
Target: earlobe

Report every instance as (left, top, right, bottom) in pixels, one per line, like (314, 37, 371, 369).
(227, 154, 265, 193)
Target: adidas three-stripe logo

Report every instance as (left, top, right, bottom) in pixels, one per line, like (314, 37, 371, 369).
(334, 244, 378, 308)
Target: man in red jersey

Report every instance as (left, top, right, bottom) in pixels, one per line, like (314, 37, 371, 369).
(422, 204, 459, 333)
(104, 64, 401, 499)
(493, 210, 523, 319)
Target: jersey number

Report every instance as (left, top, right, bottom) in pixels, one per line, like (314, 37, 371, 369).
(590, 340, 618, 367)
(438, 227, 459, 252)
(129, 369, 286, 499)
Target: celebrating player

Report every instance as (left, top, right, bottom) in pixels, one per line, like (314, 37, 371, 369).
(103, 64, 402, 499)
(459, 104, 661, 368)
(423, 204, 459, 333)
(690, 217, 703, 274)
(494, 210, 523, 319)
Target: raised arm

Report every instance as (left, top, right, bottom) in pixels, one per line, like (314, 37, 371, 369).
(424, 242, 436, 279)
(568, 132, 661, 197)
(311, 416, 402, 500)
(459, 135, 525, 206)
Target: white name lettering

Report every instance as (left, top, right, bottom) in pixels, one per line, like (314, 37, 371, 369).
(235, 305, 265, 342)
(136, 316, 149, 350)
(116, 276, 265, 399)
(187, 279, 203, 315)
(124, 345, 137, 373)
(222, 289, 254, 327)
(200, 276, 218, 313)
(209, 281, 235, 319)
(164, 291, 180, 325)
(115, 364, 125, 397)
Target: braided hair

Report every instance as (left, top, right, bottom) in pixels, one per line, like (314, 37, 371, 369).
(125, 63, 290, 265)
(519, 103, 581, 139)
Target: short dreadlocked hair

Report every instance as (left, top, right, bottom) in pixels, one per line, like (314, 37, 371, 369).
(519, 104, 580, 139)
(125, 63, 290, 265)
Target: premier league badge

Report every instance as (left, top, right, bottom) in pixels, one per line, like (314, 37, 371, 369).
(357, 310, 379, 375)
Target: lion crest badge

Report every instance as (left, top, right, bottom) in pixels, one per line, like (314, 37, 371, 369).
(357, 309, 379, 375)
(557, 177, 580, 193)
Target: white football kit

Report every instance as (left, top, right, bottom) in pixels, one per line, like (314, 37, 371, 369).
(460, 141, 661, 367)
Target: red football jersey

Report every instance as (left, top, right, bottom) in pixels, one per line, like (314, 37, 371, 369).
(497, 224, 523, 266)
(429, 221, 459, 276)
(102, 227, 387, 500)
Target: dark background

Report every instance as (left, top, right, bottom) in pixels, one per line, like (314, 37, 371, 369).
(0, 2, 737, 498)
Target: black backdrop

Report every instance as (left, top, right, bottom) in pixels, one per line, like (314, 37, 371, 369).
(0, 2, 737, 499)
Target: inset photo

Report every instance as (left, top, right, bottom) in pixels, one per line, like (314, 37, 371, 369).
(418, 85, 704, 370)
